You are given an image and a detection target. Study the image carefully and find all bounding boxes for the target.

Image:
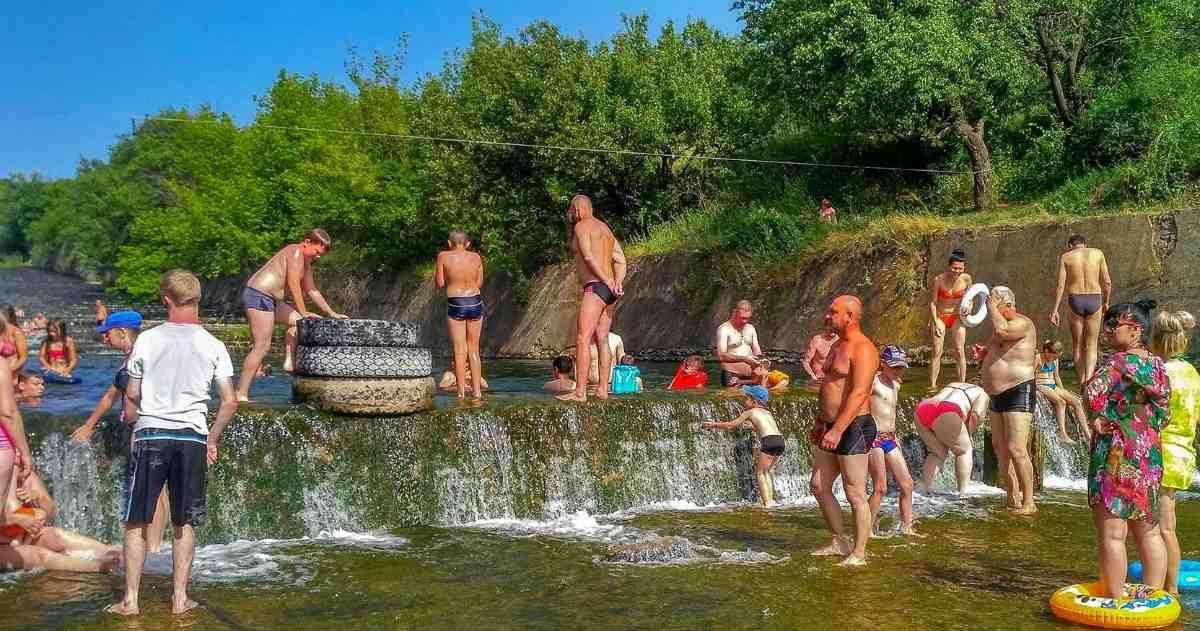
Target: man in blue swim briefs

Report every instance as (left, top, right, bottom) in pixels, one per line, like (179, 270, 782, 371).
(558, 195, 627, 403)
(1049, 234, 1112, 383)
(810, 295, 878, 566)
(867, 345, 917, 536)
(436, 230, 486, 399)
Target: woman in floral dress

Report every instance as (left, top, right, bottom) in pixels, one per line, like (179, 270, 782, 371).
(1085, 300, 1170, 597)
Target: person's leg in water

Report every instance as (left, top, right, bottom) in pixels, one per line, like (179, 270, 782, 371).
(989, 411, 1019, 509)
(0, 541, 115, 573)
(171, 524, 199, 614)
(929, 318, 947, 391)
(1004, 411, 1037, 514)
(108, 523, 148, 615)
(1159, 488, 1181, 594)
(278, 304, 301, 374)
(914, 421, 946, 493)
(938, 418, 975, 494)
(592, 305, 615, 400)
(754, 449, 779, 508)
(885, 448, 918, 535)
(559, 293, 606, 402)
(838, 451, 872, 565)
(1081, 308, 1103, 384)
(447, 316, 468, 399)
(810, 447, 849, 556)
(952, 322, 968, 383)
(1039, 386, 1074, 444)
(867, 448, 887, 535)
(466, 316, 484, 399)
(1092, 505, 1128, 598)
(1061, 390, 1092, 442)
(32, 526, 120, 557)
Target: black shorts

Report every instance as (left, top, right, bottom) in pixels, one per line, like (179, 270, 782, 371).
(125, 429, 208, 527)
(990, 379, 1036, 414)
(812, 415, 877, 456)
(447, 295, 484, 321)
(720, 370, 740, 387)
(583, 281, 618, 306)
(760, 434, 786, 457)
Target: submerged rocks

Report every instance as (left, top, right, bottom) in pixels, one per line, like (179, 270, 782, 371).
(293, 318, 434, 416)
(602, 536, 699, 564)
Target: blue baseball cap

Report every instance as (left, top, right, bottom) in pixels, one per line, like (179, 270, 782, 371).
(880, 345, 909, 368)
(741, 384, 769, 405)
(96, 311, 143, 334)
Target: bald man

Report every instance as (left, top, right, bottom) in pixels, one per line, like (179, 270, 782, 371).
(810, 295, 879, 566)
(435, 229, 485, 399)
(558, 195, 627, 402)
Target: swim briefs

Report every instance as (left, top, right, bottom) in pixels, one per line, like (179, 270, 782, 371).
(872, 431, 898, 454)
(447, 295, 484, 321)
(242, 286, 276, 312)
(125, 428, 208, 527)
(720, 370, 741, 388)
(989, 379, 1036, 414)
(583, 280, 618, 306)
(811, 415, 877, 456)
(1067, 293, 1103, 318)
(760, 434, 786, 457)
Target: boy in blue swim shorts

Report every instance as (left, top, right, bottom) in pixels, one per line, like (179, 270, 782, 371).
(867, 345, 918, 536)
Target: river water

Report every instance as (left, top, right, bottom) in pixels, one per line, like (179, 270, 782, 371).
(1, 268, 1198, 630)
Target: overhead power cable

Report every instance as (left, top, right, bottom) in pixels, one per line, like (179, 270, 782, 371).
(142, 115, 988, 175)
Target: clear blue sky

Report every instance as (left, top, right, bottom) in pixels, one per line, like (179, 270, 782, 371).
(1, 1, 741, 179)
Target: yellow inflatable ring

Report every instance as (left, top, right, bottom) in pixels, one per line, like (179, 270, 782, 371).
(1049, 582, 1179, 629)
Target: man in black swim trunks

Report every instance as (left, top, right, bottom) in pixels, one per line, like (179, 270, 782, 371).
(558, 195, 627, 403)
(983, 286, 1039, 515)
(1050, 234, 1112, 383)
(810, 295, 878, 566)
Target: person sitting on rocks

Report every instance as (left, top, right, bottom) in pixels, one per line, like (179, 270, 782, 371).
(544, 355, 576, 394)
(0, 464, 120, 573)
(667, 355, 708, 390)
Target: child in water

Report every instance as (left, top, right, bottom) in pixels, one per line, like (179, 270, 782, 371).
(702, 385, 785, 508)
(667, 355, 708, 390)
(611, 355, 642, 393)
(38, 319, 77, 379)
(868, 346, 918, 536)
(1036, 340, 1091, 444)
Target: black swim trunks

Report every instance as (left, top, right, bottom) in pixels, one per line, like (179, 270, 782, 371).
(583, 280, 618, 306)
(1068, 293, 1103, 318)
(990, 379, 1036, 414)
(812, 415, 877, 456)
(720, 370, 741, 388)
(125, 428, 208, 527)
(760, 434, 786, 457)
(447, 295, 484, 321)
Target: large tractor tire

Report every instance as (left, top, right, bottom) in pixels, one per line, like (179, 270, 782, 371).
(292, 376, 435, 416)
(296, 318, 420, 348)
(294, 345, 432, 378)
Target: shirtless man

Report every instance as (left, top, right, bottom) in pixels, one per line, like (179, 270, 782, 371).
(929, 249, 972, 391)
(237, 229, 347, 401)
(803, 315, 838, 383)
(558, 195, 627, 402)
(588, 331, 625, 384)
(982, 286, 1039, 514)
(716, 301, 763, 387)
(1049, 234, 1112, 383)
(810, 295, 878, 566)
(868, 346, 917, 536)
(436, 230, 486, 399)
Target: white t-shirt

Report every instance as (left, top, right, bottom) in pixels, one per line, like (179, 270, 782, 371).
(128, 323, 234, 436)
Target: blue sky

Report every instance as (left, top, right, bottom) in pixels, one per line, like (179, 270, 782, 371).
(1, 1, 740, 179)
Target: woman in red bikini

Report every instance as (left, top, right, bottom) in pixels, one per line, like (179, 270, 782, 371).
(0, 306, 28, 379)
(928, 249, 972, 391)
(38, 319, 77, 379)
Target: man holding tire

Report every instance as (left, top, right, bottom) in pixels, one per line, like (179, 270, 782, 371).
(237, 228, 348, 402)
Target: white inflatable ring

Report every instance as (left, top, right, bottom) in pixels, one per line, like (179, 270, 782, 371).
(959, 283, 989, 328)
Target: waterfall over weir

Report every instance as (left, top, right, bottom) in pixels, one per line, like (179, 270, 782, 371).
(28, 392, 1089, 545)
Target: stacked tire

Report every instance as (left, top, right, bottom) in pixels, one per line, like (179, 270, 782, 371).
(292, 319, 435, 416)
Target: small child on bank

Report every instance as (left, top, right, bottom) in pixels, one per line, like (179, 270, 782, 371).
(1036, 340, 1091, 444)
(868, 346, 918, 536)
(702, 385, 785, 508)
(667, 355, 708, 390)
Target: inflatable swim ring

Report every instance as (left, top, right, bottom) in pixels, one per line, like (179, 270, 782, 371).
(958, 283, 989, 328)
(1049, 582, 1179, 629)
(42, 370, 82, 385)
(1130, 560, 1200, 591)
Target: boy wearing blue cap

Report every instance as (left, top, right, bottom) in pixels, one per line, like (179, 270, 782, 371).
(868, 345, 918, 536)
(702, 384, 785, 508)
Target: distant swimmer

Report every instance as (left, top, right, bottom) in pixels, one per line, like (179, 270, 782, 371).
(716, 300, 763, 388)
(868, 346, 917, 536)
(703, 385, 785, 508)
(544, 355, 576, 394)
(1050, 234, 1112, 383)
(558, 195, 627, 403)
(810, 295, 878, 566)
(38, 319, 77, 379)
(237, 229, 347, 402)
(803, 315, 838, 384)
(928, 249, 972, 391)
(914, 382, 989, 494)
(982, 286, 1039, 514)
(436, 230, 487, 399)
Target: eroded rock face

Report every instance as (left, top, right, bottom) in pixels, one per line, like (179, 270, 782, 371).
(203, 210, 1197, 359)
(291, 375, 435, 415)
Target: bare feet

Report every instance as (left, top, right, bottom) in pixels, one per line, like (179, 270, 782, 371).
(556, 392, 587, 403)
(237, 395, 250, 403)
(811, 537, 851, 556)
(105, 602, 139, 616)
(838, 554, 867, 567)
(1011, 505, 1038, 516)
(1058, 431, 1077, 445)
(172, 598, 199, 614)
(899, 525, 925, 538)
(595, 391, 610, 400)
(762, 501, 778, 509)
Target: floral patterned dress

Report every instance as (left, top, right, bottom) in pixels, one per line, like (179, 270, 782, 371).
(1085, 352, 1171, 523)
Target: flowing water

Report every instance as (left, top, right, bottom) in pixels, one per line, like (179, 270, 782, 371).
(1, 268, 1198, 630)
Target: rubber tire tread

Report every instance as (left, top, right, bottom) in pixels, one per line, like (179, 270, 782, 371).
(297, 318, 420, 348)
(295, 345, 432, 378)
